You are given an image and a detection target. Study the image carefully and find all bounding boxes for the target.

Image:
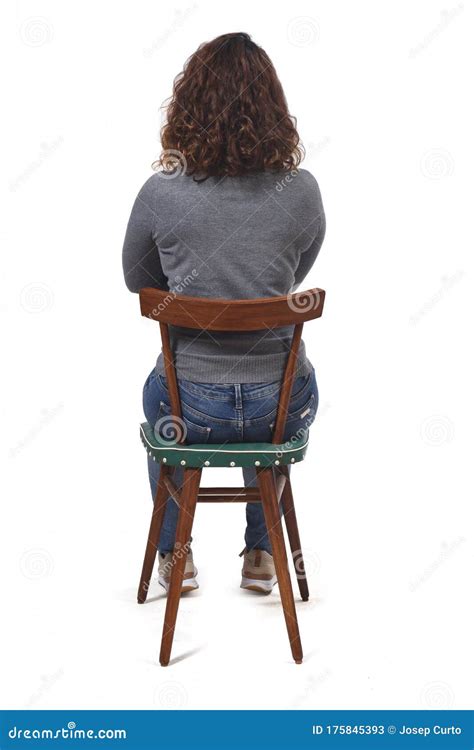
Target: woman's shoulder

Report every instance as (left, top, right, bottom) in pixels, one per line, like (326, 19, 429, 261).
(294, 167, 322, 192)
(135, 170, 186, 192)
(275, 167, 324, 215)
(132, 171, 189, 210)
(137, 167, 323, 207)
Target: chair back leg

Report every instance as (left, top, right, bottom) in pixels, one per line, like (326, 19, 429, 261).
(280, 467, 309, 602)
(159, 467, 202, 666)
(256, 467, 303, 664)
(137, 464, 173, 604)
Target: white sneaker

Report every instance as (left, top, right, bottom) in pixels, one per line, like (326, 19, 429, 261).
(240, 548, 276, 594)
(158, 550, 199, 593)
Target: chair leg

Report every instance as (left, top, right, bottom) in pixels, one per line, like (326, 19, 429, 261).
(280, 467, 309, 602)
(137, 464, 173, 604)
(257, 467, 303, 664)
(159, 467, 201, 667)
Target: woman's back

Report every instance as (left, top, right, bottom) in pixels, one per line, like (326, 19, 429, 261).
(123, 168, 325, 383)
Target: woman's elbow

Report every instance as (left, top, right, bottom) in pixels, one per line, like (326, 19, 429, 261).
(123, 269, 141, 294)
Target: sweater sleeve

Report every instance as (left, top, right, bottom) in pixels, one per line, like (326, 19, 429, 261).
(293, 209, 326, 288)
(122, 175, 168, 293)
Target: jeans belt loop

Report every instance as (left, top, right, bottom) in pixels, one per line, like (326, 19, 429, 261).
(234, 384, 242, 410)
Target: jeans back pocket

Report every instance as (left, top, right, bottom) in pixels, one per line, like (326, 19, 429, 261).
(281, 394, 317, 442)
(154, 401, 211, 445)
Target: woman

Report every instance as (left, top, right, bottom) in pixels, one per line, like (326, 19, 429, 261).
(122, 32, 325, 595)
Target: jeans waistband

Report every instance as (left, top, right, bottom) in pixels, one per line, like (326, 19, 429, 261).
(157, 371, 313, 403)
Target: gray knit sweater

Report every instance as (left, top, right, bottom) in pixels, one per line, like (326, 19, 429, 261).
(122, 169, 325, 383)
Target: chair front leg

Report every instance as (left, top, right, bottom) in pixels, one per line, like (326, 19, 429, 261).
(159, 467, 202, 666)
(257, 467, 303, 664)
(137, 464, 173, 604)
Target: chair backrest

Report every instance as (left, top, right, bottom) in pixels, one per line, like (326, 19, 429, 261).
(139, 287, 325, 445)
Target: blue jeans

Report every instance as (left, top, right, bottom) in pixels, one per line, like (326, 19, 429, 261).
(142, 368, 318, 553)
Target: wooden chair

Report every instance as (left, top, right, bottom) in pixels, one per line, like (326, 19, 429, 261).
(136, 287, 326, 665)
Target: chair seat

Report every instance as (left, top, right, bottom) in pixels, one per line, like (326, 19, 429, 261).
(140, 422, 308, 468)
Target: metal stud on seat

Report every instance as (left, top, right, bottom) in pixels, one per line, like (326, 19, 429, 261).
(255, 460, 260, 466)
(230, 461, 235, 467)
(274, 459, 280, 465)
(180, 459, 186, 466)
(162, 457, 167, 463)
(204, 460, 210, 466)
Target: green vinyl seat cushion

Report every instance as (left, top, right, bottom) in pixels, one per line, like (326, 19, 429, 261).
(140, 422, 308, 469)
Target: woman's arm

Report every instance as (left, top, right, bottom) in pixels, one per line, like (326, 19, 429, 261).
(293, 210, 326, 288)
(122, 176, 168, 292)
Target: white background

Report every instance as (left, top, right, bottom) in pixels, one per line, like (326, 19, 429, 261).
(1, 0, 472, 711)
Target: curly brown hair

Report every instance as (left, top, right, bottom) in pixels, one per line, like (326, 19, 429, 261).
(157, 32, 304, 178)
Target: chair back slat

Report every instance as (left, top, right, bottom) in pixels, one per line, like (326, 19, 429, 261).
(140, 288, 325, 444)
(272, 323, 303, 444)
(159, 322, 184, 442)
(140, 288, 325, 330)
